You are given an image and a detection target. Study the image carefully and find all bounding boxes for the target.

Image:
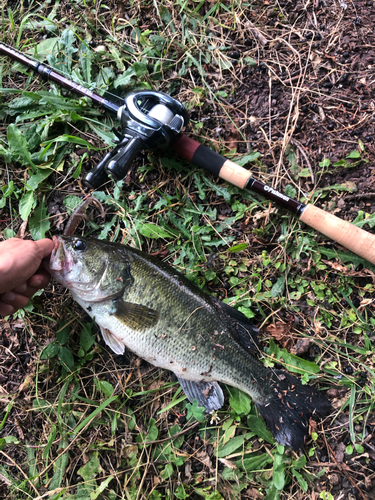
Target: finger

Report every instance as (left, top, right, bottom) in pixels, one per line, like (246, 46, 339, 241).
(34, 238, 55, 259)
(28, 269, 51, 290)
(12, 271, 50, 298)
(0, 301, 15, 316)
(0, 291, 30, 311)
(12, 284, 37, 299)
(13, 283, 28, 294)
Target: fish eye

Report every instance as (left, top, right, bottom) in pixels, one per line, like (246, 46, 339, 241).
(73, 240, 87, 251)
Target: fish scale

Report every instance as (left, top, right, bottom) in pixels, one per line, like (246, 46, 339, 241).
(74, 264, 264, 394)
(49, 235, 331, 450)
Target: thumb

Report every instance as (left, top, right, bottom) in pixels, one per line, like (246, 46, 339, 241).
(34, 238, 55, 259)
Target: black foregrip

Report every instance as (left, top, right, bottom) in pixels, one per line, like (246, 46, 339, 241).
(191, 144, 226, 176)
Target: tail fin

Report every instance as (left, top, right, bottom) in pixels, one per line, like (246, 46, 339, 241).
(255, 370, 331, 451)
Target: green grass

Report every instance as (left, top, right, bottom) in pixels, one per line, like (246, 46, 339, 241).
(0, 1, 374, 499)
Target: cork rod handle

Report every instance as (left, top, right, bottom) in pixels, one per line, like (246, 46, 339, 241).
(172, 135, 375, 265)
(300, 204, 375, 264)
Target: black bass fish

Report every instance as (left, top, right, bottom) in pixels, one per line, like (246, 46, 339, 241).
(49, 235, 330, 450)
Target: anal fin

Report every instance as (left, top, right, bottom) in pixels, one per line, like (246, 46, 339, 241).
(100, 326, 125, 355)
(177, 376, 224, 413)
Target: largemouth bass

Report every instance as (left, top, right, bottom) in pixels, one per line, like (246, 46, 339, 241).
(49, 235, 330, 450)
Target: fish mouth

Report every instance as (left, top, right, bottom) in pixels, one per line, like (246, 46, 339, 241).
(48, 236, 112, 301)
(49, 236, 73, 273)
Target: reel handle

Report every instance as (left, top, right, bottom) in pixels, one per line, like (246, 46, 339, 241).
(105, 137, 144, 181)
(84, 151, 112, 189)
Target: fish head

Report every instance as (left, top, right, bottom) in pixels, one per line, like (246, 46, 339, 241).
(49, 235, 133, 302)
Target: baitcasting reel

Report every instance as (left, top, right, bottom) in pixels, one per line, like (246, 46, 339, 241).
(84, 90, 189, 189)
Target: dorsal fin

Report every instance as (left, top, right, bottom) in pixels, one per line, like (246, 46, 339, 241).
(213, 298, 259, 353)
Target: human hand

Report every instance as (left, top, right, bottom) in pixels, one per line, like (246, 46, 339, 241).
(0, 238, 55, 316)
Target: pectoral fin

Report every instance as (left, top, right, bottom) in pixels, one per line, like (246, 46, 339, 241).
(177, 376, 224, 413)
(100, 326, 125, 355)
(112, 300, 159, 330)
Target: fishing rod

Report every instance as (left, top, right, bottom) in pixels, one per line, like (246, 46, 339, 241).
(1, 42, 375, 265)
